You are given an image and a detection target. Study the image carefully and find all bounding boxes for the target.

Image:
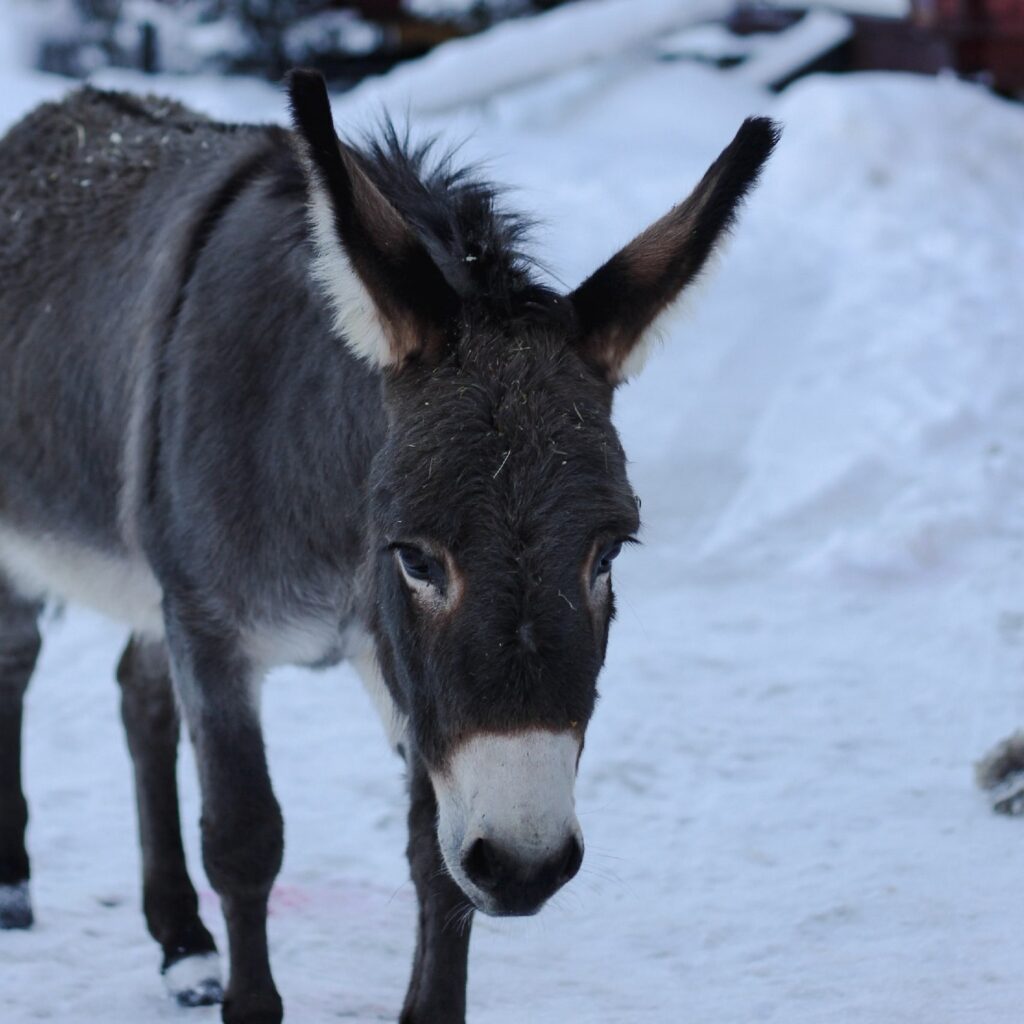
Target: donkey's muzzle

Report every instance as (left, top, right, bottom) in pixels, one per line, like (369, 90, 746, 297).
(461, 834, 583, 916)
(430, 728, 584, 916)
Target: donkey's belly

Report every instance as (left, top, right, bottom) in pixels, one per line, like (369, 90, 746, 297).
(0, 525, 164, 635)
(244, 616, 368, 672)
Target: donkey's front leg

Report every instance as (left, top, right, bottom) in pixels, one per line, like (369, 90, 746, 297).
(116, 636, 220, 1006)
(0, 580, 41, 930)
(164, 608, 284, 1024)
(400, 756, 474, 1024)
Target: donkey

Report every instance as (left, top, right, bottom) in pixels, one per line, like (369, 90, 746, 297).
(0, 70, 777, 1022)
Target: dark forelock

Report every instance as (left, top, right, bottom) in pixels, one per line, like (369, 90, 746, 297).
(354, 121, 566, 324)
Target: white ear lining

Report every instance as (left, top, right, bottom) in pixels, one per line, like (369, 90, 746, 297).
(614, 326, 661, 382)
(612, 241, 725, 383)
(304, 171, 395, 368)
(607, 309, 671, 384)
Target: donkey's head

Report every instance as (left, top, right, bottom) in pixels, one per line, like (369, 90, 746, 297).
(289, 71, 777, 916)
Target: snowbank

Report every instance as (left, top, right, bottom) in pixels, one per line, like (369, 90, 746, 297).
(678, 73, 1024, 578)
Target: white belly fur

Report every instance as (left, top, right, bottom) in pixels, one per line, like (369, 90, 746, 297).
(0, 528, 403, 748)
(0, 525, 164, 635)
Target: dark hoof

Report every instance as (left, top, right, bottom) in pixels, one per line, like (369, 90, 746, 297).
(400, 1002, 465, 1024)
(163, 952, 224, 1007)
(0, 882, 33, 930)
(222, 990, 283, 1024)
(991, 772, 1024, 816)
(400, 1013, 464, 1024)
(976, 732, 1024, 814)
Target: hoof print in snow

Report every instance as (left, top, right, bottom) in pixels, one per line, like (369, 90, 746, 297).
(0, 881, 33, 930)
(976, 732, 1024, 815)
(163, 952, 224, 1007)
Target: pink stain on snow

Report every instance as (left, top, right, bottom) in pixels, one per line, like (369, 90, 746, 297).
(197, 880, 411, 919)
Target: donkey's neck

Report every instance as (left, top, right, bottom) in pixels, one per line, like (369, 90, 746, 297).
(136, 157, 389, 657)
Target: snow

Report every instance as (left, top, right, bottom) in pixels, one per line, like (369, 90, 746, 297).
(657, 14, 855, 89)
(2, 2, 1024, 1022)
(658, 23, 755, 63)
(405, 0, 532, 18)
(338, 0, 730, 115)
(732, 10, 853, 88)
(766, 0, 911, 17)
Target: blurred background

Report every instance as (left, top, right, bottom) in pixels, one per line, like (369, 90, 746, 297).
(1, 2, 1023, 1023)
(3, 0, 1024, 94)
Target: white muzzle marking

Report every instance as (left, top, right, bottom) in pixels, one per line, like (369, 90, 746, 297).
(430, 729, 582, 912)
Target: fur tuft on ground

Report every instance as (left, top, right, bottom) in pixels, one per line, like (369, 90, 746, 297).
(976, 732, 1024, 816)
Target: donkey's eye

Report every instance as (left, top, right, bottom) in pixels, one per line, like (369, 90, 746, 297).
(395, 545, 445, 589)
(594, 541, 623, 579)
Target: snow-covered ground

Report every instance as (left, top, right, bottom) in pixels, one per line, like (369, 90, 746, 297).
(2, 3, 1024, 1022)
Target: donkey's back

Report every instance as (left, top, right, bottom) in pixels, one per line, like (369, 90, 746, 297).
(0, 89, 290, 628)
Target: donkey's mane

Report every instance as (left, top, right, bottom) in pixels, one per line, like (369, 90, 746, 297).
(352, 123, 564, 324)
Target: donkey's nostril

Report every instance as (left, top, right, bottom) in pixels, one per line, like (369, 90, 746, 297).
(557, 836, 584, 886)
(462, 837, 502, 892)
(460, 833, 584, 912)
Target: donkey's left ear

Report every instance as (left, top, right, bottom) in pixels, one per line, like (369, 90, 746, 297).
(570, 117, 780, 384)
(288, 69, 458, 369)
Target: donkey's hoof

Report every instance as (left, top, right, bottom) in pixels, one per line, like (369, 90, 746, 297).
(976, 732, 1024, 814)
(400, 1009, 465, 1024)
(990, 772, 1024, 816)
(0, 882, 33, 930)
(163, 952, 224, 1007)
(221, 988, 283, 1024)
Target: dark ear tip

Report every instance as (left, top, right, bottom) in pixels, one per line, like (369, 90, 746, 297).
(737, 116, 783, 161)
(287, 68, 345, 173)
(286, 67, 332, 134)
(286, 67, 327, 103)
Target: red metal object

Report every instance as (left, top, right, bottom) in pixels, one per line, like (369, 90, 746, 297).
(911, 0, 1024, 91)
(728, 1, 1024, 95)
(920, 0, 1024, 31)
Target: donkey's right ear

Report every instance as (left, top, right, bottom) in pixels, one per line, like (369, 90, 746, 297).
(569, 117, 779, 385)
(287, 69, 457, 369)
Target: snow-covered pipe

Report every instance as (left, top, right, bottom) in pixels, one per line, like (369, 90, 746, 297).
(339, 0, 732, 116)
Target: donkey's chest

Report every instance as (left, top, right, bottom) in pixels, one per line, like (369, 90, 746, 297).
(243, 614, 368, 671)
